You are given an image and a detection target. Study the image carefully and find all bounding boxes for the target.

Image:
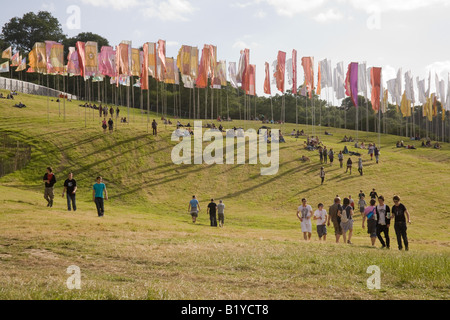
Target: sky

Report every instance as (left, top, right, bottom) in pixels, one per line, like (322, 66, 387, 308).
(1, 0, 450, 98)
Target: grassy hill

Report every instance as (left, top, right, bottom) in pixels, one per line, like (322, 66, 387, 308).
(0, 89, 449, 300)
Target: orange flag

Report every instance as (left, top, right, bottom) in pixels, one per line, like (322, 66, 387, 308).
(131, 48, 140, 77)
(264, 62, 271, 95)
(141, 43, 149, 90)
(248, 64, 256, 96)
(317, 62, 322, 95)
(371, 67, 382, 112)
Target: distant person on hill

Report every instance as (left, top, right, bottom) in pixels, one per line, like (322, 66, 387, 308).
(110, 107, 114, 117)
(370, 189, 378, 200)
(339, 197, 354, 244)
(108, 118, 114, 132)
(297, 198, 313, 241)
(328, 148, 334, 165)
(346, 157, 353, 174)
(99, 105, 103, 117)
(362, 199, 378, 247)
(319, 167, 326, 185)
(328, 197, 343, 243)
(343, 146, 349, 154)
(188, 195, 200, 224)
(319, 147, 324, 164)
(323, 146, 328, 164)
(116, 107, 120, 118)
(358, 196, 367, 218)
(102, 118, 107, 132)
(368, 144, 375, 160)
(152, 119, 158, 136)
(217, 200, 225, 228)
(376, 196, 391, 249)
(313, 203, 328, 241)
(374, 147, 380, 164)
(349, 195, 355, 210)
(93, 176, 108, 217)
(391, 195, 411, 251)
(103, 106, 108, 117)
(338, 151, 344, 168)
(43, 167, 56, 208)
(207, 199, 218, 227)
(358, 190, 365, 200)
(62, 172, 77, 212)
(358, 157, 363, 176)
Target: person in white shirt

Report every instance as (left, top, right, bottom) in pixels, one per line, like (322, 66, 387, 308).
(313, 203, 328, 241)
(296, 198, 313, 241)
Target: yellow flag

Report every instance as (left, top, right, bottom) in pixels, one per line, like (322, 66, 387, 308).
(2, 46, 12, 59)
(131, 48, 140, 77)
(400, 92, 411, 117)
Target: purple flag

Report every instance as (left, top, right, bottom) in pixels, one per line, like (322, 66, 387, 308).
(345, 62, 359, 108)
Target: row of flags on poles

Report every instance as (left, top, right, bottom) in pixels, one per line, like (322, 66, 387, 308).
(1, 41, 449, 120)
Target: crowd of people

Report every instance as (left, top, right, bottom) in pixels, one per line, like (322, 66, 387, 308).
(296, 192, 411, 250)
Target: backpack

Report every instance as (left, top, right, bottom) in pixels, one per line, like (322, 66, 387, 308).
(367, 207, 377, 220)
(340, 206, 349, 223)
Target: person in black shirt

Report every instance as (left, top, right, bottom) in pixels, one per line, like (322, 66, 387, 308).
(108, 118, 114, 132)
(152, 120, 158, 136)
(43, 167, 56, 208)
(370, 189, 378, 200)
(391, 195, 411, 251)
(62, 172, 77, 212)
(376, 196, 391, 249)
(358, 190, 365, 200)
(207, 199, 218, 227)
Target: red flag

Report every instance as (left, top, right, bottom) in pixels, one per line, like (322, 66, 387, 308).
(301, 57, 314, 98)
(292, 49, 297, 95)
(141, 43, 149, 90)
(196, 46, 210, 88)
(76, 41, 86, 77)
(241, 49, 250, 92)
(248, 64, 256, 96)
(370, 67, 382, 112)
(264, 62, 271, 95)
(275, 51, 286, 93)
(317, 62, 322, 95)
(158, 39, 166, 75)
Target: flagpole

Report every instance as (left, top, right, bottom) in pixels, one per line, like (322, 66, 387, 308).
(63, 73, 66, 122)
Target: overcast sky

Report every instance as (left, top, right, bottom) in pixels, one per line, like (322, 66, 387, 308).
(1, 0, 450, 97)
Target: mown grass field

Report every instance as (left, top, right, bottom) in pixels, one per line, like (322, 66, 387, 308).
(0, 89, 449, 300)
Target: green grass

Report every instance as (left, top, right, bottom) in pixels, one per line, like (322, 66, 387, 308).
(0, 89, 449, 300)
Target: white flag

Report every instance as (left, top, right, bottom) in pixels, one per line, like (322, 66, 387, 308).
(358, 62, 367, 99)
(405, 71, 414, 103)
(439, 79, 446, 104)
(417, 77, 427, 104)
(387, 79, 397, 104)
(394, 68, 402, 105)
(446, 74, 450, 111)
(228, 62, 238, 89)
(336, 61, 345, 100)
(286, 58, 293, 86)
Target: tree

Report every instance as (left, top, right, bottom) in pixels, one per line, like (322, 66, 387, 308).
(1, 11, 66, 53)
(63, 32, 110, 54)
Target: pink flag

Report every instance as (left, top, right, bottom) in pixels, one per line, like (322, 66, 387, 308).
(292, 49, 297, 94)
(370, 67, 382, 112)
(264, 62, 271, 95)
(275, 51, 286, 93)
(248, 64, 256, 96)
(76, 41, 86, 77)
(345, 62, 359, 108)
(99, 46, 115, 77)
(158, 39, 166, 75)
(301, 57, 314, 98)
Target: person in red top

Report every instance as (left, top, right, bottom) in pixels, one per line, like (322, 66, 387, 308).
(43, 167, 56, 208)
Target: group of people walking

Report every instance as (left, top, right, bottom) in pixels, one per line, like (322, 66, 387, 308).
(188, 196, 226, 228)
(42, 168, 108, 217)
(296, 191, 411, 251)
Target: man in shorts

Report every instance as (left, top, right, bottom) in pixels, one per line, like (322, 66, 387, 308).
(43, 167, 57, 208)
(188, 195, 200, 224)
(217, 200, 225, 228)
(296, 198, 312, 241)
(313, 203, 328, 241)
(327, 197, 343, 243)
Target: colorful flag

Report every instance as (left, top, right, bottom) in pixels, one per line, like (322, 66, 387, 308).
(301, 57, 314, 98)
(335, 62, 345, 100)
(423, 94, 433, 121)
(0, 61, 9, 73)
(98, 46, 115, 78)
(292, 49, 297, 95)
(446, 74, 450, 112)
(317, 62, 322, 95)
(85, 41, 98, 77)
(236, 50, 246, 84)
(248, 64, 256, 96)
(405, 71, 414, 103)
(11, 51, 20, 67)
(190, 46, 198, 80)
(345, 62, 359, 108)
(157, 39, 166, 75)
(358, 62, 367, 99)
(177, 45, 192, 76)
(275, 51, 286, 93)
(117, 42, 130, 77)
(196, 46, 209, 88)
(141, 43, 149, 90)
(400, 92, 412, 117)
(76, 41, 86, 77)
(16, 57, 27, 72)
(131, 48, 140, 77)
(164, 57, 175, 84)
(381, 89, 389, 113)
(370, 67, 382, 112)
(229, 62, 238, 89)
(2, 47, 12, 59)
(28, 47, 37, 73)
(49, 42, 64, 74)
(264, 62, 271, 95)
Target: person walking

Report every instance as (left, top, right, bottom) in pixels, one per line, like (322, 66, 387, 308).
(362, 199, 378, 247)
(43, 167, 56, 208)
(346, 157, 353, 174)
(376, 196, 391, 249)
(391, 195, 411, 251)
(217, 200, 225, 228)
(328, 148, 334, 166)
(109, 106, 114, 118)
(108, 118, 114, 132)
(102, 118, 107, 132)
(62, 172, 77, 212)
(370, 189, 379, 200)
(358, 157, 363, 176)
(319, 167, 326, 185)
(358, 196, 367, 218)
(319, 147, 324, 164)
(374, 147, 380, 164)
(152, 119, 158, 136)
(188, 195, 200, 224)
(313, 203, 328, 241)
(116, 107, 120, 118)
(327, 197, 343, 243)
(339, 198, 354, 244)
(338, 151, 344, 168)
(323, 146, 328, 164)
(93, 176, 108, 217)
(297, 198, 313, 241)
(207, 199, 218, 227)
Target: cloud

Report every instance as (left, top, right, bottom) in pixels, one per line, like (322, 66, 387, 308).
(265, 0, 326, 17)
(313, 8, 343, 23)
(232, 40, 259, 50)
(426, 61, 450, 79)
(81, 0, 196, 21)
(41, 2, 56, 12)
(341, 0, 450, 13)
(254, 9, 267, 18)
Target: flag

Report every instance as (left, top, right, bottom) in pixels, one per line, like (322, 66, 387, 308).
(417, 78, 427, 104)
(446, 74, 450, 112)
(11, 51, 20, 67)
(34, 42, 47, 74)
(131, 48, 140, 77)
(394, 68, 402, 105)
(98, 46, 115, 78)
(292, 50, 297, 95)
(286, 58, 293, 87)
(157, 39, 166, 75)
(208, 45, 218, 86)
(28, 47, 37, 73)
(248, 64, 256, 96)
(370, 67, 382, 112)
(275, 51, 286, 93)
(400, 92, 412, 117)
(358, 62, 367, 99)
(236, 51, 246, 84)
(196, 46, 210, 88)
(145, 42, 157, 78)
(117, 42, 130, 77)
(181, 75, 195, 89)
(215, 60, 227, 87)
(426, 71, 431, 98)
(382, 89, 389, 113)
(177, 45, 192, 76)
(345, 62, 359, 108)
(335, 62, 345, 100)
(433, 94, 438, 117)
(240, 49, 250, 92)
(190, 46, 198, 80)
(423, 94, 434, 121)
(317, 62, 322, 95)
(16, 57, 26, 72)
(435, 73, 440, 101)
(264, 62, 271, 95)
(405, 71, 415, 103)
(0, 61, 9, 73)
(85, 41, 98, 77)
(164, 57, 176, 84)
(2, 47, 12, 59)
(387, 79, 396, 104)
(141, 43, 149, 90)
(301, 57, 314, 98)
(50, 43, 64, 74)
(319, 59, 328, 90)
(229, 62, 238, 89)
(76, 41, 86, 77)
